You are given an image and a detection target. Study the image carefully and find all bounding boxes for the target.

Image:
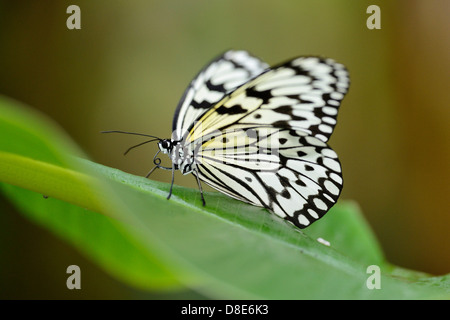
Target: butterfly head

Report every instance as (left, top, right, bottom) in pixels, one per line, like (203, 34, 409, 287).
(158, 139, 189, 169)
(158, 139, 174, 154)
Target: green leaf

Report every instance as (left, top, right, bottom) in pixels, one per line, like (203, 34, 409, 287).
(0, 96, 183, 291)
(1, 95, 449, 299)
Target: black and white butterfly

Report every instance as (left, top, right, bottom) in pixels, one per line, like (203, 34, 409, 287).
(105, 50, 349, 229)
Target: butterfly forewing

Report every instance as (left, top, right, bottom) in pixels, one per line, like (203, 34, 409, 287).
(185, 55, 348, 229)
(187, 56, 349, 144)
(172, 50, 269, 140)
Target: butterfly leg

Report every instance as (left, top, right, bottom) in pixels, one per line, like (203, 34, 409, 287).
(145, 162, 172, 178)
(167, 162, 175, 200)
(147, 150, 172, 178)
(145, 165, 158, 178)
(193, 168, 206, 206)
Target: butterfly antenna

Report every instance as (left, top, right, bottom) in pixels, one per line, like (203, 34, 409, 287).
(123, 138, 160, 155)
(102, 130, 163, 155)
(101, 130, 162, 140)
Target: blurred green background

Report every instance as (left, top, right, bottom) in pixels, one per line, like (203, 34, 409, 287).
(0, 0, 448, 299)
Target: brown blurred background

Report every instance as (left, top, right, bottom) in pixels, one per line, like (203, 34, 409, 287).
(0, 0, 448, 298)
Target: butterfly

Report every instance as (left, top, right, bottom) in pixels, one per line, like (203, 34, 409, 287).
(104, 50, 349, 229)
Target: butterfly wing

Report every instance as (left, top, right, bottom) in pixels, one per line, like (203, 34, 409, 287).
(188, 56, 349, 228)
(172, 50, 269, 140)
(188, 56, 349, 143)
(195, 127, 343, 228)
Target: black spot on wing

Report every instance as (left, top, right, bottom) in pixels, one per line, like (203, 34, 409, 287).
(277, 104, 310, 119)
(295, 179, 307, 187)
(245, 86, 272, 104)
(216, 104, 247, 115)
(274, 105, 293, 114)
(281, 189, 291, 199)
(191, 99, 215, 110)
(205, 79, 226, 92)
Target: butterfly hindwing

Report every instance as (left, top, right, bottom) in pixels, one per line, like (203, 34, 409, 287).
(194, 127, 342, 228)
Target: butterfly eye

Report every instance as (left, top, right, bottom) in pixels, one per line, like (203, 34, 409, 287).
(158, 140, 171, 152)
(164, 140, 171, 148)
